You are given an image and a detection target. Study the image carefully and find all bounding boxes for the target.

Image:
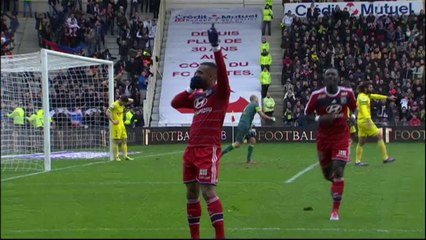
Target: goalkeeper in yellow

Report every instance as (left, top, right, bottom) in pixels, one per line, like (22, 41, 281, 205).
(106, 96, 134, 161)
(355, 82, 397, 166)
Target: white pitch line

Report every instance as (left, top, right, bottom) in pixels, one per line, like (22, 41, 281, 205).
(1, 151, 184, 183)
(2, 180, 284, 187)
(3, 227, 423, 234)
(285, 162, 319, 183)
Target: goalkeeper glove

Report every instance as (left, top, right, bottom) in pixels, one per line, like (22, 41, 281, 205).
(208, 23, 219, 47)
(271, 117, 276, 122)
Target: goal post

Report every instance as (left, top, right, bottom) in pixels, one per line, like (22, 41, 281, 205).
(1, 49, 115, 172)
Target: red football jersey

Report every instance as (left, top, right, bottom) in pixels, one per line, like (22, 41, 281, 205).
(304, 86, 357, 142)
(171, 49, 231, 147)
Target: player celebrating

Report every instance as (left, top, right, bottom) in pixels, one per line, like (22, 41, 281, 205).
(355, 81, 397, 166)
(304, 68, 357, 221)
(221, 94, 275, 164)
(171, 24, 230, 239)
(106, 96, 134, 161)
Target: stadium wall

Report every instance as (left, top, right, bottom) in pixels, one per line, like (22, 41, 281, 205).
(125, 126, 426, 145)
(21, 0, 266, 13)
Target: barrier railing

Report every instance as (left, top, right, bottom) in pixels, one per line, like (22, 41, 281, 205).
(143, 0, 166, 127)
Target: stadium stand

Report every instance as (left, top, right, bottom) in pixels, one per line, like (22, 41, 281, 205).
(280, 8, 425, 127)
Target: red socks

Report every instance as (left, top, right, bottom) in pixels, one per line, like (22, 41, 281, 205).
(207, 196, 225, 239)
(331, 180, 344, 211)
(187, 199, 201, 239)
(187, 196, 225, 239)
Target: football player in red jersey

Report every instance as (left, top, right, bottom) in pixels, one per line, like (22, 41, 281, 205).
(304, 68, 357, 221)
(171, 24, 230, 239)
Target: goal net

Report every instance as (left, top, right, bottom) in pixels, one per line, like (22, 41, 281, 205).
(1, 49, 114, 172)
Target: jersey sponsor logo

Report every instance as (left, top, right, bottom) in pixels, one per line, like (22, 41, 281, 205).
(326, 104, 342, 114)
(194, 97, 208, 109)
(199, 169, 208, 176)
(338, 150, 347, 157)
(331, 99, 337, 104)
(193, 107, 212, 116)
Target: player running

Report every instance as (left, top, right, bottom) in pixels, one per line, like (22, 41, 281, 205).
(221, 94, 275, 164)
(171, 24, 230, 239)
(354, 81, 397, 166)
(304, 68, 357, 221)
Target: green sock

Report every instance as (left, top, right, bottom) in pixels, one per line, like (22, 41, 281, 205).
(247, 144, 254, 161)
(221, 144, 235, 156)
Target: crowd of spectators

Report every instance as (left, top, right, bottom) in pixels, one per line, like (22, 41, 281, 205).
(1, 12, 19, 56)
(279, 6, 425, 127)
(37, 0, 159, 112)
(2, 1, 162, 128)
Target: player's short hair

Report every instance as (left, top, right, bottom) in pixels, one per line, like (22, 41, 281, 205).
(120, 96, 129, 102)
(357, 81, 371, 93)
(200, 62, 217, 71)
(250, 95, 257, 101)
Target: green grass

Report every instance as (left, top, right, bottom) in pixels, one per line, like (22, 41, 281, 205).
(1, 143, 425, 238)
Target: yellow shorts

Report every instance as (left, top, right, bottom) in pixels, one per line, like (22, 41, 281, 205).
(112, 124, 127, 140)
(350, 125, 357, 134)
(357, 119, 380, 137)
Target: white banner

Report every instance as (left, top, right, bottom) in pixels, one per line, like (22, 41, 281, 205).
(284, 0, 424, 18)
(159, 8, 263, 127)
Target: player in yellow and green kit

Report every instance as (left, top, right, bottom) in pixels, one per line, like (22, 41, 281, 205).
(106, 96, 134, 161)
(221, 95, 275, 164)
(355, 82, 397, 166)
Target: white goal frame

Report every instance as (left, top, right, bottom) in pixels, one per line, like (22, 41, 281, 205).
(1, 49, 115, 172)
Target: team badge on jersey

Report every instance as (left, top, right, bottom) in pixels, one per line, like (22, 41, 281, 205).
(341, 96, 347, 104)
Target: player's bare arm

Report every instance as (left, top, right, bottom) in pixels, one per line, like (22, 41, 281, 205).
(105, 110, 119, 125)
(259, 111, 275, 122)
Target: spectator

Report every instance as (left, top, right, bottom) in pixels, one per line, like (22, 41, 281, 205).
(148, 19, 157, 51)
(151, 0, 160, 19)
(23, 0, 33, 18)
(260, 48, 272, 71)
(260, 67, 271, 99)
(283, 102, 294, 127)
(140, 0, 148, 13)
(84, 26, 96, 56)
(124, 108, 135, 127)
(409, 114, 421, 126)
(117, 38, 130, 62)
(281, 10, 293, 34)
(260, 36, 270, 53)
(4, 12, 19, 35)
(138, 71, 148, 104)
(262, 5, 273, 36)
(133, 109, 145, 127)
(66, 107, 83, 128)
(306, 2, 319, 23)
(263, 93, 275, 119)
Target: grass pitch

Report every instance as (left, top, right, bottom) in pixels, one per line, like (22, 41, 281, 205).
(1, 143, 425, 238)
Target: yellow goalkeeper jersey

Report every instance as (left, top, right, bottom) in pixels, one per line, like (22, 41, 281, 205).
(357, 93, 387, 121)
(108, 100, 125, 124)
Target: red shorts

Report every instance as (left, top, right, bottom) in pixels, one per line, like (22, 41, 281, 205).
(317, 138, 351, 168)
(183, 145, 221, 185)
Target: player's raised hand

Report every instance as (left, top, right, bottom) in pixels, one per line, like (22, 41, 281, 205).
(208, 23, 219, 47)
(112, 120, 119, 125)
